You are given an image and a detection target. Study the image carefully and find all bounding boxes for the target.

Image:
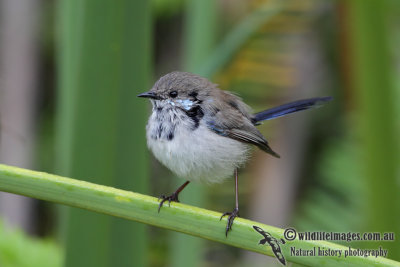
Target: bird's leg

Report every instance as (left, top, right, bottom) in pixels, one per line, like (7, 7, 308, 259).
(158, 180, 190, 212)
(220, 168, 240, 236)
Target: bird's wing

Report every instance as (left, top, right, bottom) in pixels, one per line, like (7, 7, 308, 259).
(204, 92, 280, 158)
(227, 127, 280, 158)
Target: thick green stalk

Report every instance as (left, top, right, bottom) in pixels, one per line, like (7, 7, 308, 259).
(56, 0, 151, 266)
(169, 1, 218, 266)
(347, 0, 399, 259)
(0, 164, 398, 267)
(183, 0, 217, 72)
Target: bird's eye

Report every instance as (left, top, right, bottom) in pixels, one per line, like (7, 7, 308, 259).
(169, 91, 178, 98)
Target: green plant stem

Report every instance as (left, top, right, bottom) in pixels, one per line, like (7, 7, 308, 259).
(347, 0, 399, 259)
(56, 1, 151, 266)
(169, 0, 218, 266)
(0, 164, 398, 267)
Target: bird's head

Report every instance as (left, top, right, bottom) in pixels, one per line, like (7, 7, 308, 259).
(138, 71, 216, 111)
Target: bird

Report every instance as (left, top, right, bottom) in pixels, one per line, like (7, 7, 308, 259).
(138, 71, 332, 236)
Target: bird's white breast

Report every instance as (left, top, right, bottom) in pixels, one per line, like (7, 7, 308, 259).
(146, 107, 250, 183)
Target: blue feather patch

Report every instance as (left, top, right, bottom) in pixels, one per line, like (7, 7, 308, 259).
(253, 96, 332, 123)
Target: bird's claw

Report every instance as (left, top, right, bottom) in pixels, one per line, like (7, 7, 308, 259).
(220, 208, 240, 237)
(158, 192, 180, 213)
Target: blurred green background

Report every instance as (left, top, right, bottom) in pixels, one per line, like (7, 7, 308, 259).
(0, 0, 399, 266)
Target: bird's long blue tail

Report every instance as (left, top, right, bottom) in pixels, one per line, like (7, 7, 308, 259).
(252, 96, 332, 123)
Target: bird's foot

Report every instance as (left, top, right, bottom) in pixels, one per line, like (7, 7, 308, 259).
(158, 192, 180, 213)
(220, 207, 240, 237)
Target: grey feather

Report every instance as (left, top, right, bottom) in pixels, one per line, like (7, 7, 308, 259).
(202, 89, 280, 158)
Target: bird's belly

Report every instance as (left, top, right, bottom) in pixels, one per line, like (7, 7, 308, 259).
(147, 123, 250, 183)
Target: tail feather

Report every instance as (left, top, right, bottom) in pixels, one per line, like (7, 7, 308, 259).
(252, 96, 332, 123)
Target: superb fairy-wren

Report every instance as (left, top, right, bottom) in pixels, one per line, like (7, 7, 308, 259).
(138, 71, 332, 236)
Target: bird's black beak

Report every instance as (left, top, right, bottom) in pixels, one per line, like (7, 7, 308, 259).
(137, 91, 160, 100)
